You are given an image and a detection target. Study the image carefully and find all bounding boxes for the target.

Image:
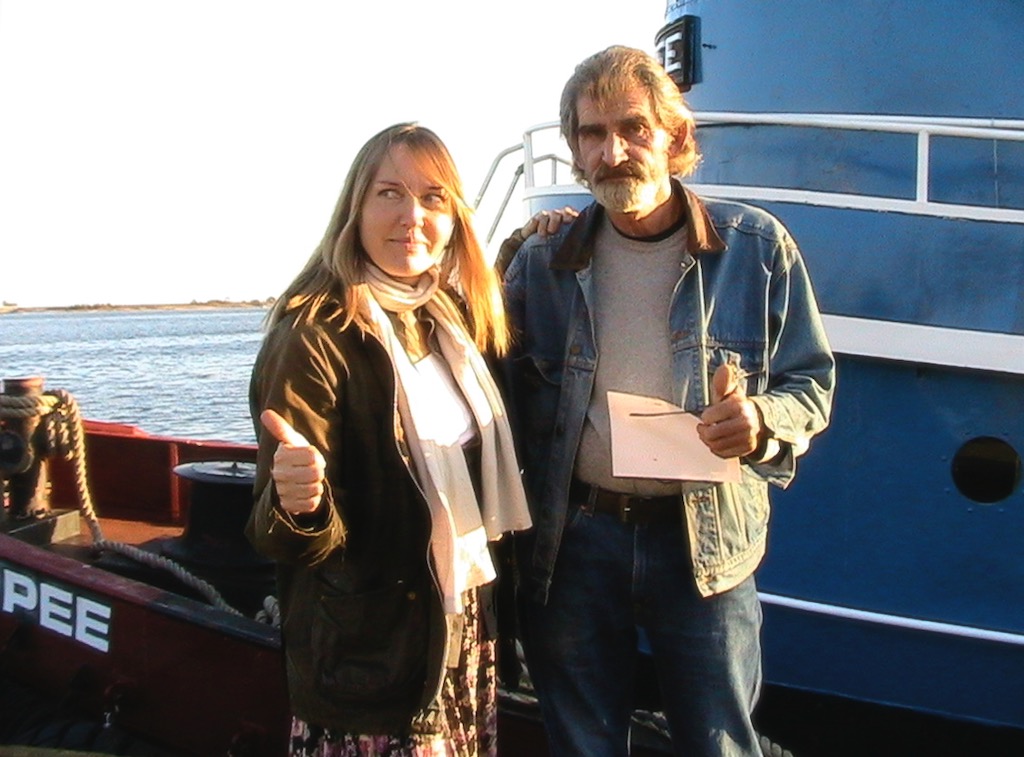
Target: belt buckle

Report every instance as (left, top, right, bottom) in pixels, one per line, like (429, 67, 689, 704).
(578, 482, 598, 516)
(618, 496, 633, 524)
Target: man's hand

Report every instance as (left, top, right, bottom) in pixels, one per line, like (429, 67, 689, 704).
(521, 206, 579, 238)
(261, 409, 326, 515)
(696, 364, 763, 459)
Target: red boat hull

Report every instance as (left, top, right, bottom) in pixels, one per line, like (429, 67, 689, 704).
(3, 420, 670, 756)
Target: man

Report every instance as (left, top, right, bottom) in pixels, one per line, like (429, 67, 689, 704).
(502, 46, 835, 757)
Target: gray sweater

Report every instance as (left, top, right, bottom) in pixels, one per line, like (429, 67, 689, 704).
(575, 215, 688, 497)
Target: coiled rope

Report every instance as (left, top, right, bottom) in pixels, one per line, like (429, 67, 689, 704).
(0, 390, 242, 616)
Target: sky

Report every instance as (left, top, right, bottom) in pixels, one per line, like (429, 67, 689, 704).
(0, 1, 668, 307)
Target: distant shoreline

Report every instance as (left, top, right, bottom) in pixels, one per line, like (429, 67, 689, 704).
(0, 299, 274, 315)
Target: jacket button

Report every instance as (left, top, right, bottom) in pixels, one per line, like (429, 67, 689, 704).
(407, 591, 417, 601)
(569, 344, 581, 355)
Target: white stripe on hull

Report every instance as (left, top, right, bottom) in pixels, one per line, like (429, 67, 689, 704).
(760, 592, 1024, 647)
(821, 315, 1024, 375)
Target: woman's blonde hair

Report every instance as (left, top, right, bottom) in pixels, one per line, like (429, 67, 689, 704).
(266, 122, 509, 354)
(560, 45, 701, 183)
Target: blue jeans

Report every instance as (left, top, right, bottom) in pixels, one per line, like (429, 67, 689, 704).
(521, 504, 763, 757)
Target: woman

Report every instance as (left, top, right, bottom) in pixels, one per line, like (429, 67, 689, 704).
(247, 122, 532, 757)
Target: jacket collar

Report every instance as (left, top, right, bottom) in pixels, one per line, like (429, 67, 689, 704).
(550, 180, 726, 271)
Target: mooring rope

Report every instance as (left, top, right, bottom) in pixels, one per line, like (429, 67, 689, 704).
(0, 390, 242, 616)
(255, 594, 281, 627)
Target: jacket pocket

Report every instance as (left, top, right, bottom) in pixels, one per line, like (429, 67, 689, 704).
(310, 578, 429, 705)
(510, 355, 564, 487)
(513, 355, 562, 427)
(706, 344, 766, 397)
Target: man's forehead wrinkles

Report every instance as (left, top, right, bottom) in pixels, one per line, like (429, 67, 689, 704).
(578, 113, 650, 131)
(579, 99, 652, 123)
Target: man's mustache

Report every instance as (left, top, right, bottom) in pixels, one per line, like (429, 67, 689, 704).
(593, 163, 646, 183)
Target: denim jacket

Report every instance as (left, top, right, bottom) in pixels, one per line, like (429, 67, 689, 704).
(502, 184, 835, 601)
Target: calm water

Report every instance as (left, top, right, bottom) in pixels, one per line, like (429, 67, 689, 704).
(0, 308, 267, 444)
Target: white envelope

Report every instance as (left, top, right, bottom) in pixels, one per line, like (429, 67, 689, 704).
(607, 391, 741, 483)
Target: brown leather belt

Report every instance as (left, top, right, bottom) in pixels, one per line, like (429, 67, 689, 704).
(569, 477, 682, 526)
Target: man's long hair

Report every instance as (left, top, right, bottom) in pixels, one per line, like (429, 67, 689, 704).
(560, 45, 701, 184)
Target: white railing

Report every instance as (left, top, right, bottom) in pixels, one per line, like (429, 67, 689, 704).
(477, 114, 1024, 228)
(691, 112, 1024, 225)
(474, 122, 579, 244)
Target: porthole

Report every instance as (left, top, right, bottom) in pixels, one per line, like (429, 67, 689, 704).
(951, 436, 1021, 504)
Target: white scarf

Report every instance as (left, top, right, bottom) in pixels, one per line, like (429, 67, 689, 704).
(364, 265, 532, 614)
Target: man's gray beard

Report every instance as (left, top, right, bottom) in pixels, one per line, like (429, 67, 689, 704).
(591, 177, 659, 214)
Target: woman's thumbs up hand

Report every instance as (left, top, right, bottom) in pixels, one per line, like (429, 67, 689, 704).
(261, 409, 326, 515)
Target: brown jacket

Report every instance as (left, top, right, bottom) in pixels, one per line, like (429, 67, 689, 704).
(246, 308, 449, 734)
